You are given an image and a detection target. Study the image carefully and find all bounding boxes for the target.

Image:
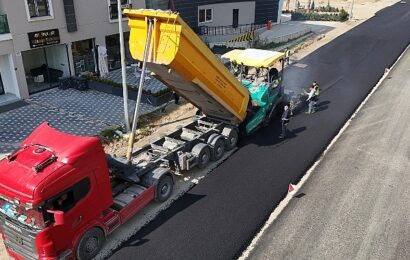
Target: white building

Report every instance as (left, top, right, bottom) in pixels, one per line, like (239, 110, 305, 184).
(0, 0, 145, 101)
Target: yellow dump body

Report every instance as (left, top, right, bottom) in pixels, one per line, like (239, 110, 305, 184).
(124, 9, 250, 124)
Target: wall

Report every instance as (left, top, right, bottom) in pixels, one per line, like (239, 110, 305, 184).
(277, 0, 284, 23)
(255, 0, 279, 24)
(0, 39, 13, 56)
(1, 0, 145, 52)
(198, 2, 255, 27)
(0, 54, 19, 97)
(174, 0, 253, 29)
(0, 0, 145, 98)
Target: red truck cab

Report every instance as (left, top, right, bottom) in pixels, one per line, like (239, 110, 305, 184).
(0, 123, 173, 259)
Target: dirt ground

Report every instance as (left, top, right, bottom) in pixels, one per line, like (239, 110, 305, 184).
(103, 100, 197, 157)
(0, 0, 399, 258)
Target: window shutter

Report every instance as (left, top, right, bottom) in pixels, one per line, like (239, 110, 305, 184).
(63, 0, 78, 32)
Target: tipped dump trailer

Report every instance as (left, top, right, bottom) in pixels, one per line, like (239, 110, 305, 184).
(0, 9, 285, 260)
(124, 9, 285, 134)
(125, 9, 250, 124)
(119, 8, 285, 174)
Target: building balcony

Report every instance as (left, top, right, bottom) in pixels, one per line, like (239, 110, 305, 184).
(0, 14, 10, 34)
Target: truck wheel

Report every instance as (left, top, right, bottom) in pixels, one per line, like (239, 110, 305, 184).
(222, 127, 238, 151)
(76, 228, 105, 260)
(207, 134, 225, 161)
(192, 143, 211, 168)
(155, 175, 173, 202)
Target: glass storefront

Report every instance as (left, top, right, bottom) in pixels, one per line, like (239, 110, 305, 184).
(0, 73, 4, 95)
(106, 33, 133, 71)
(22, 44, 70, 94)
(71, 39, 96, 76)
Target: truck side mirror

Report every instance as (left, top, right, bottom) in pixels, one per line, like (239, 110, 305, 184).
(47, 210, 65, 226)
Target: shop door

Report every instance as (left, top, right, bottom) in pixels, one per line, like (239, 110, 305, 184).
(233, 9, 239, 28)
(22, 45, 70, 95)
(0, 74, 4, 95)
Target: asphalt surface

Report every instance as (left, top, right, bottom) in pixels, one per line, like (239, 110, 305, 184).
(248, 41, 410, 260)
(109, 3, 410, 260)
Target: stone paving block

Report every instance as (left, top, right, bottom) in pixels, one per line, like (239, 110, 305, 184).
(1, 88, 163, 153)
(28, 89, 158, 126)
(0, 104, 107, 153)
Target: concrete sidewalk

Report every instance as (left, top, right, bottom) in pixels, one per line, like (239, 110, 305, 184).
(206, 20, 340, 48)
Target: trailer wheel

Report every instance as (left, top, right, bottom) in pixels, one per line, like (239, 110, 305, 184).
(207, 134, 225, 161)
(222, 127, 238, 151)
(76, 228, 105, 260)
(155, 175, 173, 203)
(192, 143, 211, 168)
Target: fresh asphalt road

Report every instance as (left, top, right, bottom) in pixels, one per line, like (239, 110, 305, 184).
(248, 41, 410, 260)
(109, 3, 410, 260)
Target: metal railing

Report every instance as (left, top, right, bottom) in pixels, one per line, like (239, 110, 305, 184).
(197, 23, 265, 36)
(0, 14, 10, 34)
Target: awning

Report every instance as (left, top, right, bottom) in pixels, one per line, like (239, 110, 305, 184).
(222, 48, 285, 67)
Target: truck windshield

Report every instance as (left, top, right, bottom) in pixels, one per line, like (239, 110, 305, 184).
(0, 198, 47, 230)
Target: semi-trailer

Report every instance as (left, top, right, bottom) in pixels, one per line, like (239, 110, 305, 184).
(0, 9, 285, 260)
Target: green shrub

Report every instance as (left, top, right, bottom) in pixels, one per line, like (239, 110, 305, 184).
(316, 5, 339, 12)
(138, 127, 151, 136)
(291, 9, 349, 21)
(339, 8, 349, 21)
(99, 126, 124, 142)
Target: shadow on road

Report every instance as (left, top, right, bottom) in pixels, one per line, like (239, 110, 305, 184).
(110, 193, 205, 253)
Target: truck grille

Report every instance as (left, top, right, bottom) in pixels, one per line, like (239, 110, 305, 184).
(0, 217, 38, 260)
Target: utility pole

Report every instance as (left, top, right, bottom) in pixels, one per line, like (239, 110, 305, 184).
(349, 0, 355, 20)
(126, 19, 154, 162)
(118, 0, 131, 132)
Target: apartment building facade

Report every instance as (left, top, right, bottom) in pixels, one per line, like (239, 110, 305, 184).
(146, 0, 283, 32)
(0, 0, 282, 101)
(0, 0, 145, 100)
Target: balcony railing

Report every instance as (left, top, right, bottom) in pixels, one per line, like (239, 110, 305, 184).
(0, 14, 10, 34)
(197, 23, 266, 36)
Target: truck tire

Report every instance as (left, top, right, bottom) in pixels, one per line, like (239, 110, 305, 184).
(76, 228, 105, 260)
(207, 134, 225, 161)
(222, 127, 238, 151)
(155, 175, 173, 202)
(192, 143, 211, 168)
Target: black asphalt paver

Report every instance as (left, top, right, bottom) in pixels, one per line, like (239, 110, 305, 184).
(109, 4, 410, 260)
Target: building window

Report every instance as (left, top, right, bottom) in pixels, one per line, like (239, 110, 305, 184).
(145, 0, 171, 10)
(199, 8, 213, 24)
(49, 178, 91, 213)
(109, 0, 131, 20)
(27, 0, 51, 18)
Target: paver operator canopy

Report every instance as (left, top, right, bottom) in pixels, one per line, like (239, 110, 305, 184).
(124, 9, 250, 124)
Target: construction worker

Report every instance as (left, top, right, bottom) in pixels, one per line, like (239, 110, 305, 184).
(312, 81, 320, 108)
(284, 48, 291, 65)
(174, 91, 180, 105)
(304, 84, 316, 114)
(279, 105, 291, 139)
(231, 61, 240, 76)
